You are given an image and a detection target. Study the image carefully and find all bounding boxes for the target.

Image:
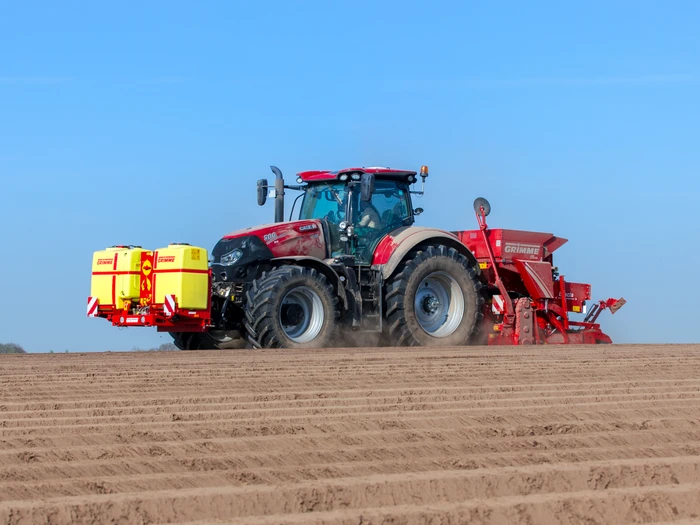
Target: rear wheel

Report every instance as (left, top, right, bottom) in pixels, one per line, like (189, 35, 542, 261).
(385, 245, 483, 346)
(244, 266, 339, 348)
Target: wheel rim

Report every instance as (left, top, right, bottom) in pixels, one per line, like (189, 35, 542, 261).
(414, 271, 465, 338)
(279, 286, 325, 344)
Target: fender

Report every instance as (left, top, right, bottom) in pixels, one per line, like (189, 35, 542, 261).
(271, 256, 348, 308)
(372, 227, 481, 280)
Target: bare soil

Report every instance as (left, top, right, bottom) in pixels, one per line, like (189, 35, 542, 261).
(1, 344, 700, 524)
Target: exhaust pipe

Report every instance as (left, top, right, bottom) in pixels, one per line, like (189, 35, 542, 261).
(270, 166, 285, 223)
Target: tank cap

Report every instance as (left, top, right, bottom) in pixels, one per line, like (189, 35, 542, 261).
(170, 242, 190, 246)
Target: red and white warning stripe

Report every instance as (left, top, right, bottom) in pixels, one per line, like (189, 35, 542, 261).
(491, 295, 505, 315)
(87, 296, 99, 317)
(163, 294, 177, 317)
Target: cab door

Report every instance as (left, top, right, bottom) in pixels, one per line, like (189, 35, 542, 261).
(353, 181, 413, 264)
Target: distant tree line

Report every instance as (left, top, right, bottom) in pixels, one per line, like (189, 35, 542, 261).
(0, 343, 27, 354)
(131, 342, 178, 352)
(0, 342, 179, 354)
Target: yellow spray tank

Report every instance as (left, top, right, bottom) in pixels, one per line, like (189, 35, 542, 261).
(152, 243, 210, 310)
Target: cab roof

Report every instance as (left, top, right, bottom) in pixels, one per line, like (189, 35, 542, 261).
(297, 167, 417, 183)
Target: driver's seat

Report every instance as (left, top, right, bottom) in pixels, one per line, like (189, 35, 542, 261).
(382, 203, 405, 231)
(381, 209, 393, 225)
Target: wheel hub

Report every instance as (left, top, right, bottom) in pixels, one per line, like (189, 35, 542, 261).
(279, 286, 325, 344)
(282, 304, 305, 325)
(414, 272, 465, 338)
(422, 295, 440, 315)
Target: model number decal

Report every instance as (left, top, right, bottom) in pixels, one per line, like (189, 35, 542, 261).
(263, 232, 278, 243)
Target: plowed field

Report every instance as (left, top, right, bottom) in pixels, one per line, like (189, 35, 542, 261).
(2, 345, 700, 524)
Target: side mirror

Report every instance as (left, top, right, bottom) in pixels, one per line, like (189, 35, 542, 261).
(360, 173, 375, 202)
(414, 207, 424, 216)
(257, 179, 268, 206)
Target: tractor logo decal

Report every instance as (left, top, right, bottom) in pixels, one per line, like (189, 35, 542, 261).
(298, 224, 318, 232)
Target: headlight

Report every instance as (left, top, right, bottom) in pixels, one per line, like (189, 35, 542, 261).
(220, 249, 243, 266)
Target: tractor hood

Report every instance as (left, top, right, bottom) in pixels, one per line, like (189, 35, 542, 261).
(215, 219, 327, 263)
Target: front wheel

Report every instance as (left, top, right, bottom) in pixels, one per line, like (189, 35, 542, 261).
(170, 330, 246, 350)
(244, 266, 339, 348)
(385, 245, 483, 346)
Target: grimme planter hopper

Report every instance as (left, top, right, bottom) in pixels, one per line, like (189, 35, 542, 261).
(87, 165, 625, 349)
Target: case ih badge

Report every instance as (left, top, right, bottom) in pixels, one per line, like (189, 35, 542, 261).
(88, 165, 625, 349)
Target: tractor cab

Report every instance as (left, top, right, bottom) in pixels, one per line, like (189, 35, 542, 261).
(297, 177, 413, 261)
(259, 166, 429, 263)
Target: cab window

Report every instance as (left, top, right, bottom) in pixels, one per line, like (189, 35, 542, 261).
(299, 183, 348, 225)
(353, 181, 412, 262)
(369, 182, 410, 229)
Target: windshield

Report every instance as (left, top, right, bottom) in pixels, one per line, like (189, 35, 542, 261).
(299, 183, 349, 225)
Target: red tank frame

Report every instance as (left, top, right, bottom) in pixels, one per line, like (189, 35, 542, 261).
(456, 204, 625, 345)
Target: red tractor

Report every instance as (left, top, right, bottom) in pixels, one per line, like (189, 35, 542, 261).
(88, 165, 625, 349)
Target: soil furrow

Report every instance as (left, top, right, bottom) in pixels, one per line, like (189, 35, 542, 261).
(3, 344, 700, 523)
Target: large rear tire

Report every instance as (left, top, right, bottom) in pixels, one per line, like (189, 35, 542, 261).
(244, 266, 339, 349)
(385, 245, 483, 347)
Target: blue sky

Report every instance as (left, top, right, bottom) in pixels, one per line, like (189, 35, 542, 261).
(1, 1, 699, 352)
